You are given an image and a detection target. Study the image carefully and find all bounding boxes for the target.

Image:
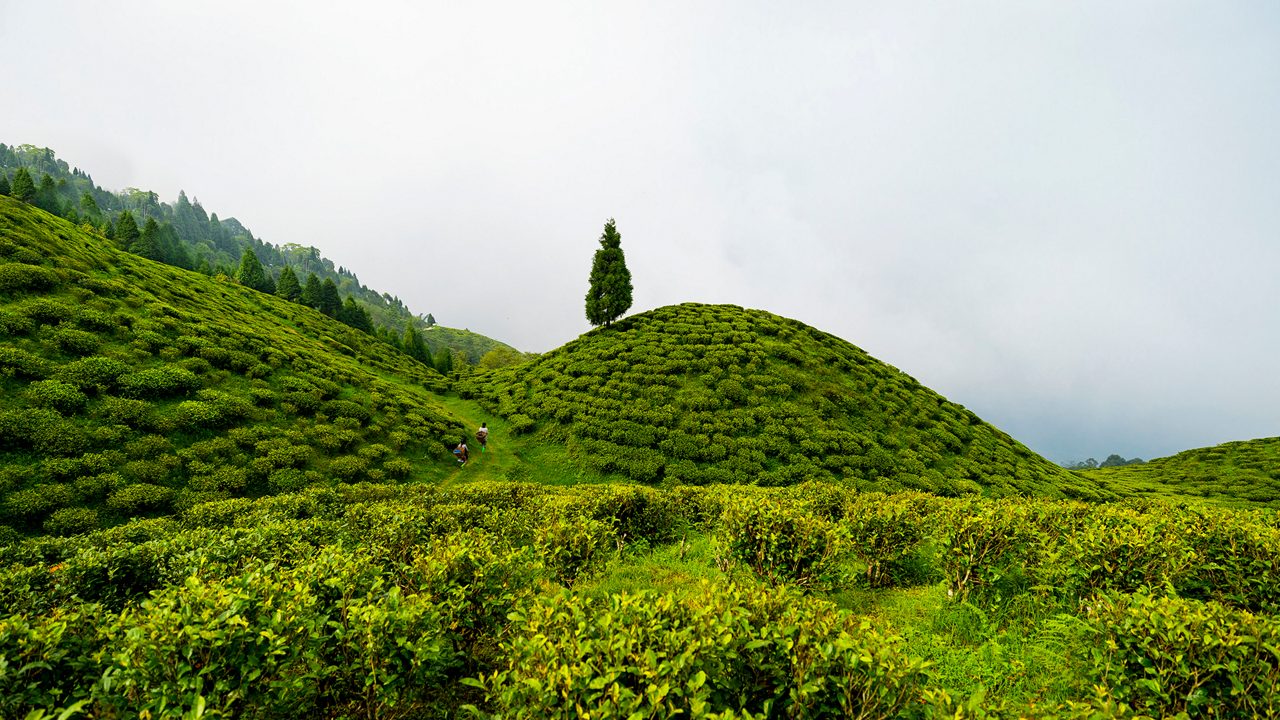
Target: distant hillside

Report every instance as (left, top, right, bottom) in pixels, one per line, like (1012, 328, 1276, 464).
(0, 142, 515, 362)
(0, 196, 473, 539)
(461, 303, 1104, 499)
(1083, 436, 1280, 507)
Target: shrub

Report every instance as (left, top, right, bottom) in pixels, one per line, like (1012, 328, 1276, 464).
(16, 298, 75, 325)
(23, 380, 88, 415)
(46, 325, 100, 356)
(5, 483, 76, 521)
(44, 507, 100, 536)
(328, 455, 370, 482)
(473, 583, 933, 719)
(52, 356, 129, 393)
(107, 484, 176, 515)
(383, 458, 414, 479)
(508, 413, 535, 435)
(321, 399, 371, 424)
(117, 365, 202, 399)
(1086, 591, 1280, 717)
(96, 395, 155, 429)
(534, 511, 615, 587)
(0, 263, 60, 293)
(0, 309, 35, 336)
(717, 494, 849, 590)
(0, 346, 50, 379)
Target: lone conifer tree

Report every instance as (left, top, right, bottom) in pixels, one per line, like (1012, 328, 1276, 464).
(585, 218, 633, 327)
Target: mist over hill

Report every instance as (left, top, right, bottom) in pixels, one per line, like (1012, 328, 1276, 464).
(462, 303, 1107, 500)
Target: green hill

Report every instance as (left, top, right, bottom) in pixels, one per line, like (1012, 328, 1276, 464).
(1083, 436, 1280, 507)
(0, 196, 477, 539)
(0, 143, 517, 362)
(460, 303, 1104, 499)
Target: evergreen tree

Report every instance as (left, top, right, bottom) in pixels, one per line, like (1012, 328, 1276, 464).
(114, 211, 140, 250)
(34, 174, 60, 214)
(434, 347, 454, 375)
(403, 321, 428, 362)
(79, 191, 100, 220)
(262, 271, 277, 295)
(426, 313, 436, 327)
(10, 167, 36, 203)
(300, 273, 323, 308)
(276, 266, 302, 302)
(133, 217, 165, 260)
(235, 248, 269, 292)
(319, 278, 342, 317)
(340, 296, 373, 332)
(0, 172, 9, 197)
(585, 218, 633, 327)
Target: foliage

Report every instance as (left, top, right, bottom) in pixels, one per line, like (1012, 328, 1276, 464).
(585, 218, 633, 327)
(461, 302, 1099, 498)
(1084, 436, 1280, 508)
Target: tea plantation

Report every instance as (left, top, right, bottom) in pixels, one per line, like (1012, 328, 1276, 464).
(0, 196, 469, 540)
(1085, 436, 1280, 508)
(4, 480, 1279, 718)
(4, 196, 1280, 718)
(459, 303, 1106, 500)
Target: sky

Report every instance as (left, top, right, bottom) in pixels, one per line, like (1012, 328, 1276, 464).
(3, 1, 1278, 464)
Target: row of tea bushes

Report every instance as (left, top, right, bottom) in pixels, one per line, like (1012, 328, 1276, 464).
(3, 481, 1279, 717)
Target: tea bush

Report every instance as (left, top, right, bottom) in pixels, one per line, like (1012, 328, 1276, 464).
(1086, 591, 1280, 717)
(717, 494, 849, 590)
(472, 582, 934, 719)
(24, 379, 88, 415)
(0, 346, 50, 379)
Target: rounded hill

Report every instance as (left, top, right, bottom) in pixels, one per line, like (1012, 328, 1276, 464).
(462, 303, 1103, 499)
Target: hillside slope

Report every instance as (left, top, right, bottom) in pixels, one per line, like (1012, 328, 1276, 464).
(0, 143, 517, 362)
(1084, 436, 1280, 507)
(462, 303, 1104, 499)
(0, 197, 470, 539)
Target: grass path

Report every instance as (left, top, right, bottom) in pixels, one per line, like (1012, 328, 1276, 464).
(428, 393, 624, 488)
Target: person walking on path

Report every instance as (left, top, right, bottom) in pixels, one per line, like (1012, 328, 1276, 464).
(454, 440, 469, 466)
(476, 423, 489, 452)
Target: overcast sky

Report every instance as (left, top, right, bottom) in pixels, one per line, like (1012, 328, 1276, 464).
(3, 1, 1277, 463)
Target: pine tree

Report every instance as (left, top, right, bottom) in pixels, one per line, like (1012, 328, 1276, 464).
(340, 296, 373, 332)
(114, 211, 140, 250)
(403, 321, 428, 362)
(0, 173, 10, 197)
(585, 218, 633, 327)
(319, 278, 342, 317)
(235, 248, 269, 292)
(10, 167, 36, 203)
(276, 266, 302, 302)
(300, 273, 323, 308)
(34, 174, 60, 214)
(426, 313, 436, 327)
(134, 217, 165, 261)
